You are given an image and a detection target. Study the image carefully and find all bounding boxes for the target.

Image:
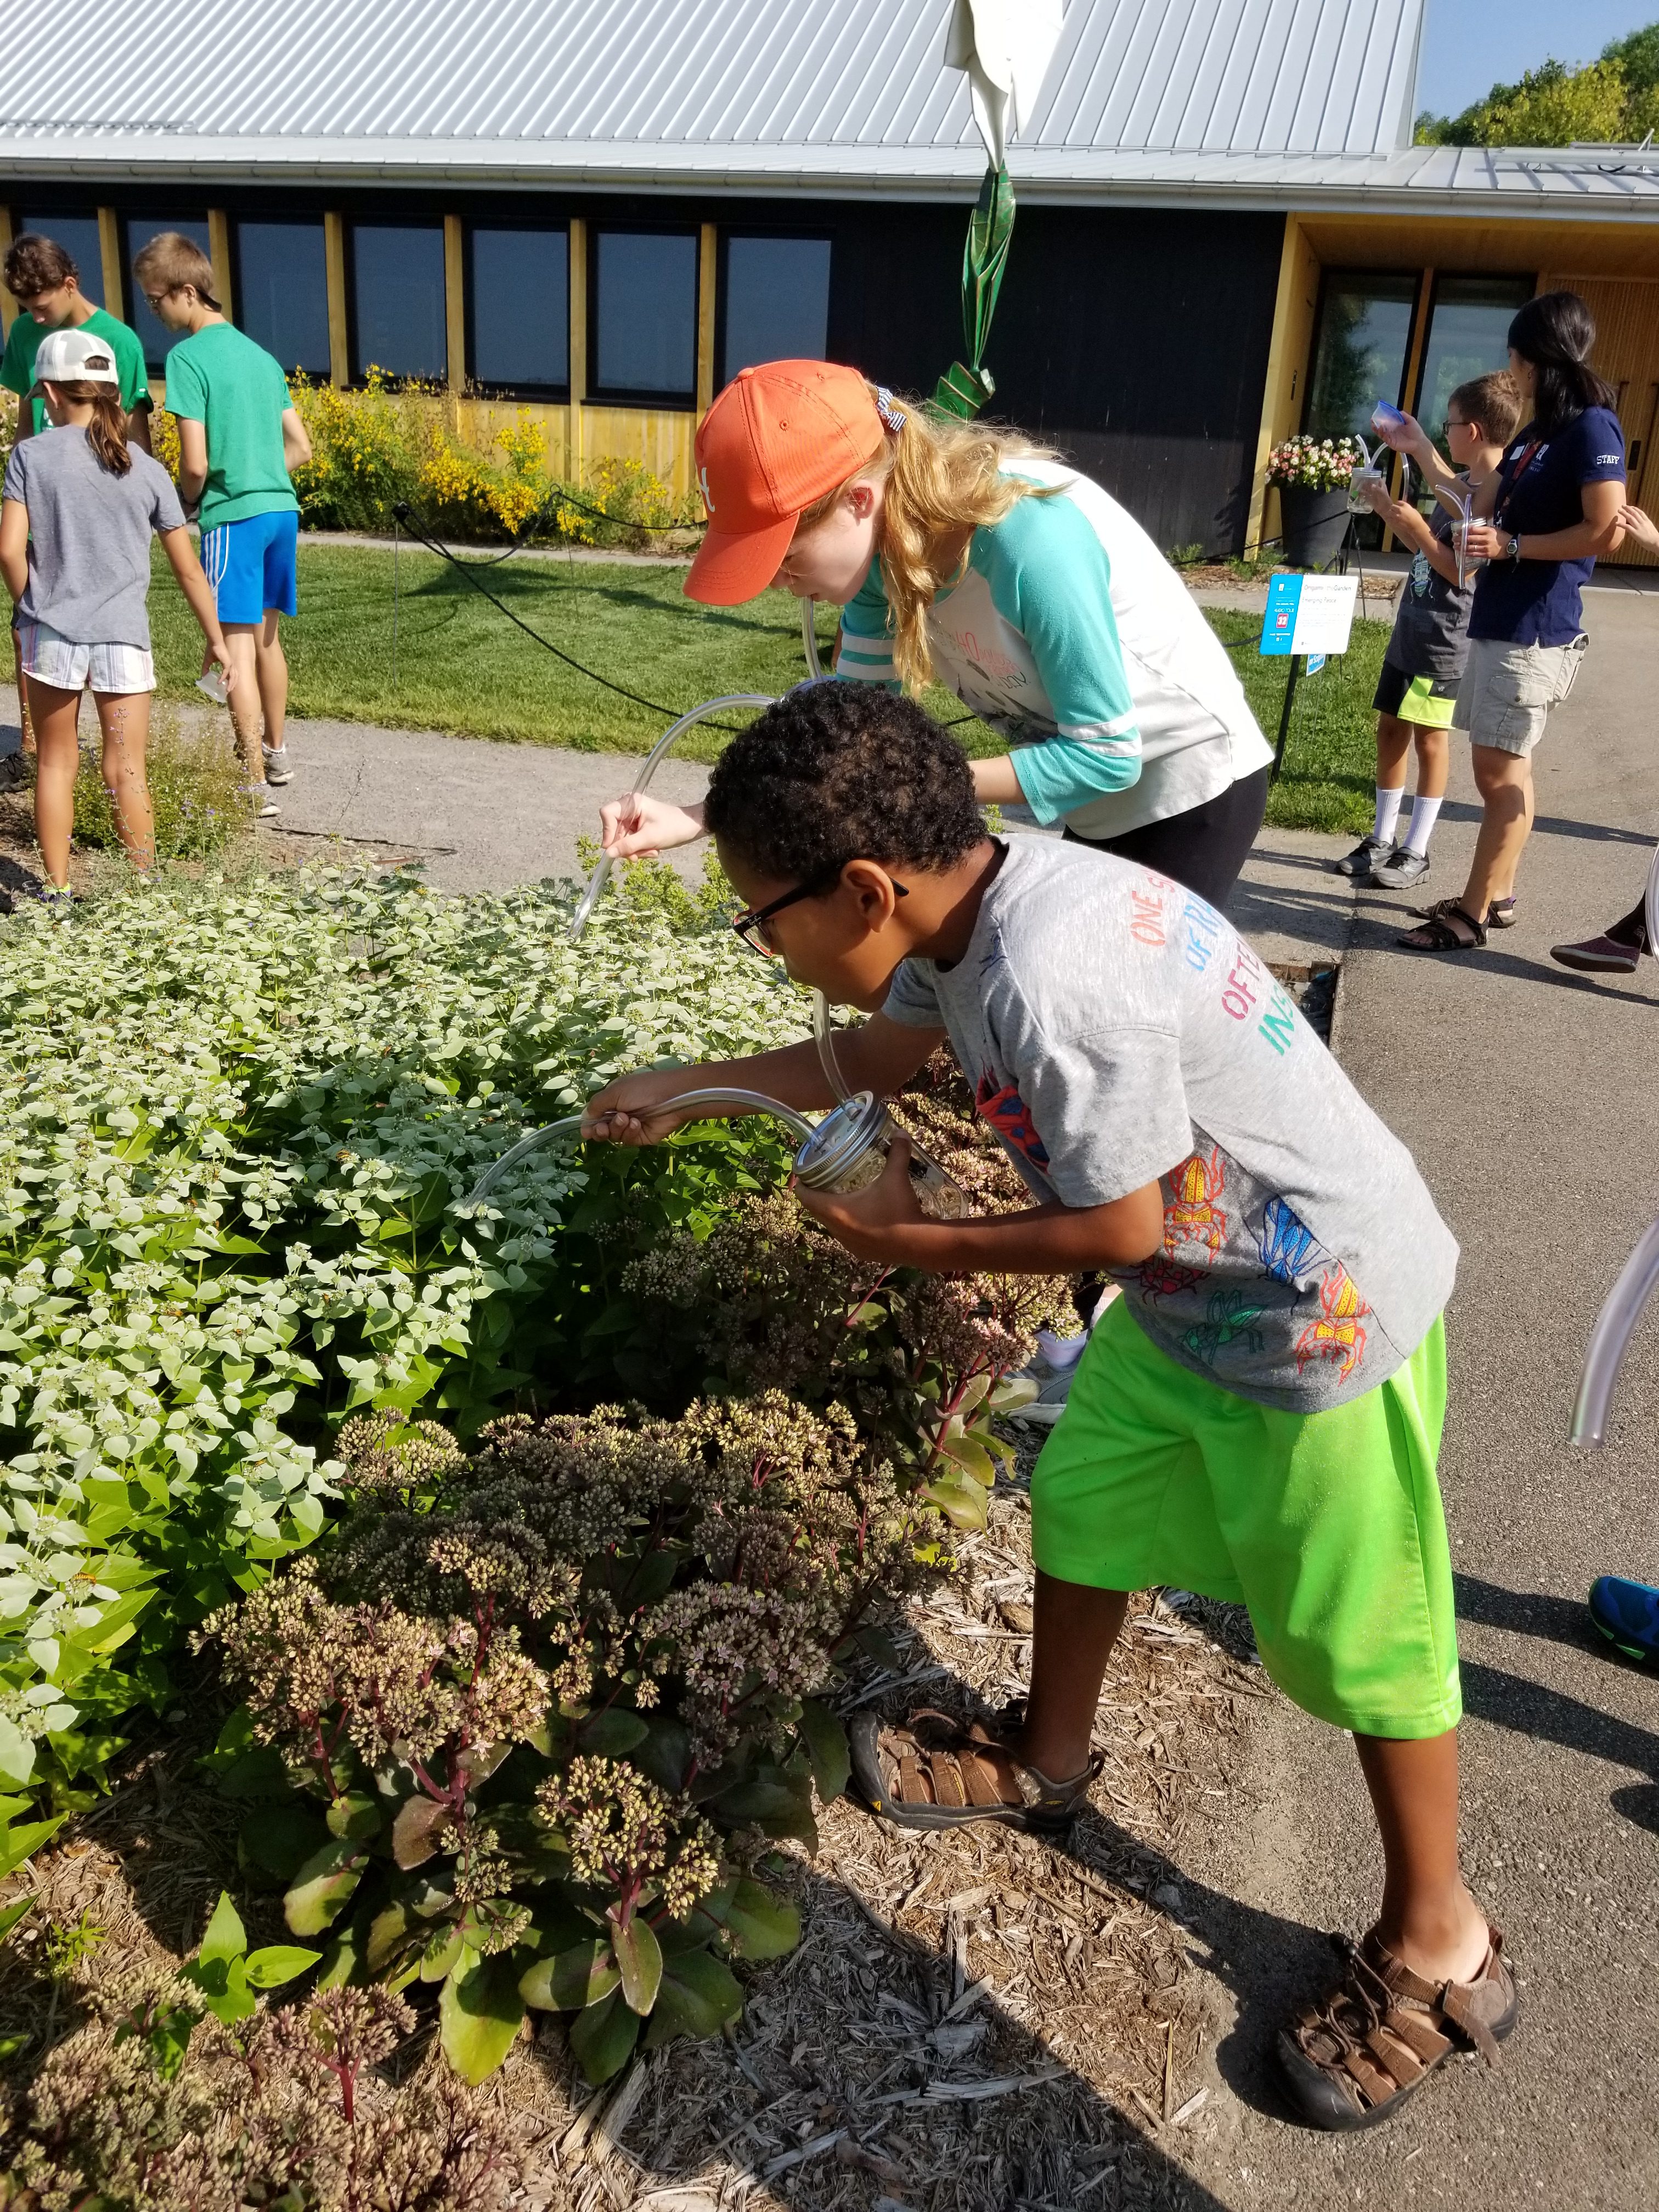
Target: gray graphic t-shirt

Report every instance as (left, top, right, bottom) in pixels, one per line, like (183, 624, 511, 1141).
(2, 425, 184, 648)
(1385, 478, 1475, 681)
(882, 838, 1458, 1411)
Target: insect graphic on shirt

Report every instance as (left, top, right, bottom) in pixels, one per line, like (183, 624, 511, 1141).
(1164, 1147, 1228, 1257)
(1258, 1195, 1324, 1288)
(1294, 1265, 1370, 1383)
(1182, 1288, 1267, 1368)
(1136, 1255, 1205, 1304)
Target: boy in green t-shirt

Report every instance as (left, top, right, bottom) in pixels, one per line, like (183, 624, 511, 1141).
(133, 231, 313, 817)
(1, 232, 153, 758)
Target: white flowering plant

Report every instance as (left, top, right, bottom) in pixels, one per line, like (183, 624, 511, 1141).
(0, 865, 805, 1840)
(1266, 434, 1364, 492)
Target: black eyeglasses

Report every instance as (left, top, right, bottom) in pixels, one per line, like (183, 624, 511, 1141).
(730, 870, 908, 956)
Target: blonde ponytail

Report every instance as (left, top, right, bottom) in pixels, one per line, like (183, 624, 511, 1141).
(799, 390, 1058, 690)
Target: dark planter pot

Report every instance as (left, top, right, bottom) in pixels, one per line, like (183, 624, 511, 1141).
(1278, 484, 1351, 571)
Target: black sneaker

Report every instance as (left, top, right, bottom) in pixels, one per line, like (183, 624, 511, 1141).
(1369, 848, 1430, 889)
(1331, 835, 1394, 878)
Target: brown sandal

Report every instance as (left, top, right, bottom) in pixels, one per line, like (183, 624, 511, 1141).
(1278, 1924, 1517, 2131)
(1397, 899, 1487, 953)
(850, 1706, 1103, 1833)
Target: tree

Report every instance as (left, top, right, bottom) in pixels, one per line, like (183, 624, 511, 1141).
(1415, 22, 1659, 146)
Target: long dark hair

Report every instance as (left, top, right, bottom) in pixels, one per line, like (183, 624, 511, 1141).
(1507, 291, 1618, 436)
(48, 378, 131, 476)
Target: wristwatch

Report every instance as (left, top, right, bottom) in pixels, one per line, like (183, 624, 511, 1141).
(1503, 532, 1522, 562)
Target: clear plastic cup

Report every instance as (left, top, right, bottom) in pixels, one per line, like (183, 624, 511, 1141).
(196, 669, 229, 706)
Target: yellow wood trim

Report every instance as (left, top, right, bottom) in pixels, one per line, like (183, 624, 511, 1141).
(696, 221, 718, 414)
(568, 217, 587, 481)
(444, 213, 466, 394)
(1383, 265, 1436, 551)
(207, 210, 233, 320)
(98, 208, 123, 319)
(324, 212, 349, 388)
(1246, 216, 1319, 558)
(0, 207, 13, 337)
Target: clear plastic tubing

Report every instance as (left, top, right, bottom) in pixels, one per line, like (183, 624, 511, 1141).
(1570, 1216, 1659, 1447)
(568, 693, 777, 941)
(465, 1087, 817, 1207)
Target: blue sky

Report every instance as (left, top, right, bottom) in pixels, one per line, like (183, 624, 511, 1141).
(1419, 1, 1659, 115)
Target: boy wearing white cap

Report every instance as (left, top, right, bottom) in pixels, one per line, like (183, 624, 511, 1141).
(0, 327, 232, 908)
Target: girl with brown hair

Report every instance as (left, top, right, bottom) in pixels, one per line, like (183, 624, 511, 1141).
(0, 326, 233, 909)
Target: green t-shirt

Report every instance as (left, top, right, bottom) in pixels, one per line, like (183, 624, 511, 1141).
(0, 307, 151, 436)
(160, 320, 298, 533)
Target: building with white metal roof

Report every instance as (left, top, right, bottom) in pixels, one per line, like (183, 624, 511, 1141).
(1, 0, 1656, 558)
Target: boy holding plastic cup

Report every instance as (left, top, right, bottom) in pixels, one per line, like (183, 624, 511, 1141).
(1333, 375, 1520, 891)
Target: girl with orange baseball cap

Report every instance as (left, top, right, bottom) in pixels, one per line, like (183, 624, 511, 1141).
(600, 359, 1273, 907)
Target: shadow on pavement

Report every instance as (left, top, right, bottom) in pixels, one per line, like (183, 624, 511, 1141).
(1454, 1574, 1602, 1654)
(1461, 1658, 1659, 1835)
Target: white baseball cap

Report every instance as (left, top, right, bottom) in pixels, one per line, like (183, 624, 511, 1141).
(28, 325, 119, 396)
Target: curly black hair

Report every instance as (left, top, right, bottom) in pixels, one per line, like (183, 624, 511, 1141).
(703, 682, 986, 882)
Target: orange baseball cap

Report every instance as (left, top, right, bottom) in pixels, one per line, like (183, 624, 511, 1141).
(684, 360, 888, 606)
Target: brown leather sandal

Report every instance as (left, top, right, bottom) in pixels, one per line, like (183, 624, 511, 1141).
(1278, 1924, 1517, 2131)
(849, 1706, 1103, 1833)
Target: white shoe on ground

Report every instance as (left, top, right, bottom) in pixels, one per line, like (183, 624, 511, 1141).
(262, 744, 293, 786)
(247, 783, 281, 820)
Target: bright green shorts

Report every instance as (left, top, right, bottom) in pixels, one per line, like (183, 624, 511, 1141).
(1031, 1299, 1459, 1740)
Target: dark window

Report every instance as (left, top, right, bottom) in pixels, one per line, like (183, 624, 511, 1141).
(720, 235, 831, 386)
(1304, 271, 1420, 443)
(469, 225, 567, 392)
(12, 213, 105, 306)
(1413, 274, 1535, 450)
(236, 219, 331, 377)
(121, 213, 212, 369)
(591, 229, 696, 402)
(351, 222, 445, 383)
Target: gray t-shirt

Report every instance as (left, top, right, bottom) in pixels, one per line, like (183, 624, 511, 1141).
(2, 425, 185, 649)
(883, 837, 1458, 1412)
(1385, 482, 1474, 681)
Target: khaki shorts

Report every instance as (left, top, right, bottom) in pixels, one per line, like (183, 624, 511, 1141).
(1453, 633, 1587, 755)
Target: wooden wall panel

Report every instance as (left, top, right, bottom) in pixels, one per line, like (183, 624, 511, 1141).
(1539, 272, 1659, 565)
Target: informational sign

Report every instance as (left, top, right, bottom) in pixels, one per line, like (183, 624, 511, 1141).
(1259, 571, 1359, 659)
(1305, 653, 1327, 675)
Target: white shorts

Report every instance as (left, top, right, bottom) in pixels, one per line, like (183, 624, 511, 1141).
(15, 618, 156, 697)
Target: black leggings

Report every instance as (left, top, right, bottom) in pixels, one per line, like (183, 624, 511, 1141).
(1062, 764, 1269, 910)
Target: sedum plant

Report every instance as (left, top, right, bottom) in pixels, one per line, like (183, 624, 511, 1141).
(202, 1394, 949, 2085)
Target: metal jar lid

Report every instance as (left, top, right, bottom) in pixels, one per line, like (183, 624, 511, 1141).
(792, 1091, 892, 1190)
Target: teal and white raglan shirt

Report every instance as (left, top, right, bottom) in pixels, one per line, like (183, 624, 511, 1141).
(837, 459, 1272, 839)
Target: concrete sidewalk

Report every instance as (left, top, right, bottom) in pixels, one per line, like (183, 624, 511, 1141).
(1175, 589, 1659, 2206)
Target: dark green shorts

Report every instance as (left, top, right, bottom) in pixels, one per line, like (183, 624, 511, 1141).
(1031, 1299, 1459, 1740)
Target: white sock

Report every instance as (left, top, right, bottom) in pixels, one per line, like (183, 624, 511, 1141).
(1402, 794, 1443, 857)
(1373, 786, 1405, 845)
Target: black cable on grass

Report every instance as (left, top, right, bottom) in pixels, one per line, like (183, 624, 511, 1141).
(390, 501, 983, 735)
(391, 502, 749, 729)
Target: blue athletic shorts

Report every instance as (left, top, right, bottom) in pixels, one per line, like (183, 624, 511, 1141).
(201, 509, 300, 625)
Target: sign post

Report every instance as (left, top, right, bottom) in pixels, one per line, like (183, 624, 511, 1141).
(1259, 572, 1360, 782)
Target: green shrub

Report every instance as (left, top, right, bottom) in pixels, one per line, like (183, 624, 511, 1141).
(0, 866, 807, 1831)
(72, 707, 250, 863)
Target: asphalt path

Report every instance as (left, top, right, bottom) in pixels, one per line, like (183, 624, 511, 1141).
(1172, 587, 1659, 2205)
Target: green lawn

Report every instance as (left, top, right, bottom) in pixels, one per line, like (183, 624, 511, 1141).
(148, 541, 1377, 831)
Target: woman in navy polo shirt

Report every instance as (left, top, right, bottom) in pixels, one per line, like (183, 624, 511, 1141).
(1380, 292, 1626, 954)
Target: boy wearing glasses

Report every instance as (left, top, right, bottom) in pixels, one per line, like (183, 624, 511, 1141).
(131, 231, 312, 817)
(1, 232, 152, 760)
(581, 681, 1512, 2136)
